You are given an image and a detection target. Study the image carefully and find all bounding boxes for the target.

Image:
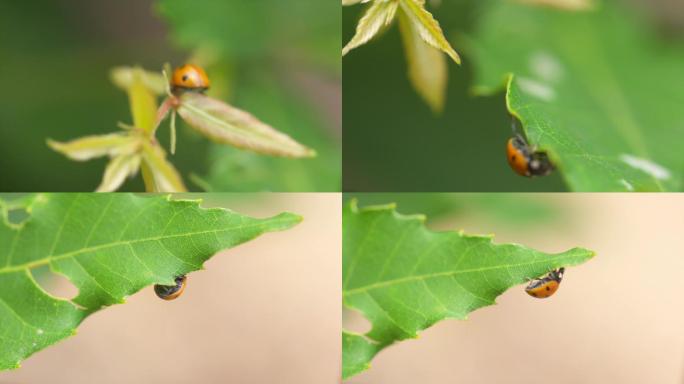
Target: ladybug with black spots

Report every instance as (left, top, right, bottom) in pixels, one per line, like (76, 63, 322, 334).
(525, 268, 564, 299)
(506, 135, 554, 177)
(170, 64, 211, 93)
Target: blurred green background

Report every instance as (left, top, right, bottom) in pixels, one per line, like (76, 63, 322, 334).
(342, 0, 682, 192)
(0, 0, 340, 192)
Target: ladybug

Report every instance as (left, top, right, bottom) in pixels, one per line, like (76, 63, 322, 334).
(506, 135, 554, 177)
(170, 64, 210, 93)
(525, 268, 564, 298)
(154, 275, 187, 301)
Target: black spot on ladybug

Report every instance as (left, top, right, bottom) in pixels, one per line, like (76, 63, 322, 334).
(182, 75, 188, 81)
(546, 286, 550, 291)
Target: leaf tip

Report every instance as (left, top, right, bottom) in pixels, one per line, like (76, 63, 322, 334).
(447, 48, 462, 65)
(270, 212, 304, 230)
(46, 138, 62, 152)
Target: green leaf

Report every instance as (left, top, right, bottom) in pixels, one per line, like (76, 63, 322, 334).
(176, 92, 316, 158)
(0, 193, 300, 370)
(467, 1, 684, 191)
(342, 331, 382, 379)
(342, 201, 594, 378)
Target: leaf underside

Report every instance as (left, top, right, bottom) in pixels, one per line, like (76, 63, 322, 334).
(397, 8, 448, 113)
(468, 1, 684, 191)
(342, 201, 594, 378)
(0, 193, 300, 370)
(177, 92, 316, 158)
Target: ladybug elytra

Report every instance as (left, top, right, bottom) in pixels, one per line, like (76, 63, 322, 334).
(506, 135, 554, 177)
(525, 268, 564, 299)
(170, 64, 210, 93)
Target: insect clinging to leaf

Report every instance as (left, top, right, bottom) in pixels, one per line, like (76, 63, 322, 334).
(154, 275, 187, 301)
(506, 135, 555, 177)
(154, 63, 314, 158)
(506, 119, 554, 177)
(170, 64, 211, 93)
(525, 268, 564, 298)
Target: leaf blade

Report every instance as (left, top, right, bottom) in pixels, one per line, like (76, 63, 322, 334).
(342, 201, 594, 378)
(0, 193, 300, 370)
(397, 8, 448, 113)
(397, 0, 461, 64)
(47, 134, 137, 162)
(176, 93, 316, 158)
(140, 141, 188, 192)
(342, 0, 399, 56)
(468, 1, 684, 191)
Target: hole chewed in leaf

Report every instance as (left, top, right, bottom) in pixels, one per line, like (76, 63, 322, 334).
(31, 266, 79, 302)
(6, 207, 30, 226)
(343, 308, 373, 335)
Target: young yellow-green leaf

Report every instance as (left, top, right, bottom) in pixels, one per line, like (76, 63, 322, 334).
(96, 154, 141, 192)
(468, 1, 684, 191)
(47, 134, 138, 162)
(342, 0, 399, 56)
(176, 92, 316, 158)
(398, 8, 448, 113)
(343, 0, 371, 6)
(140, 141, 187, 192)
(110, 66, 167, 96)
(397, 0, 460, 64)
(124, 69, 160, 136)
(0, 193, 301, 370)
(342, 201, 594, 378)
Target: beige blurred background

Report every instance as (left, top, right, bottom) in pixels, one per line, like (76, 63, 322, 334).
(1, 193, 341, 384)
(345, 194, 684, 384)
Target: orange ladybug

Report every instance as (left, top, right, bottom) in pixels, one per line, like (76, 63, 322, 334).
(506, 135, 554, 177)
(170, 64, 210, 93)
(154, 275, 187, 301)
(525, 268, 564, 298)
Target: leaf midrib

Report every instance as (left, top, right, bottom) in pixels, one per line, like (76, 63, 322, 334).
(0, 218, 292, 275)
